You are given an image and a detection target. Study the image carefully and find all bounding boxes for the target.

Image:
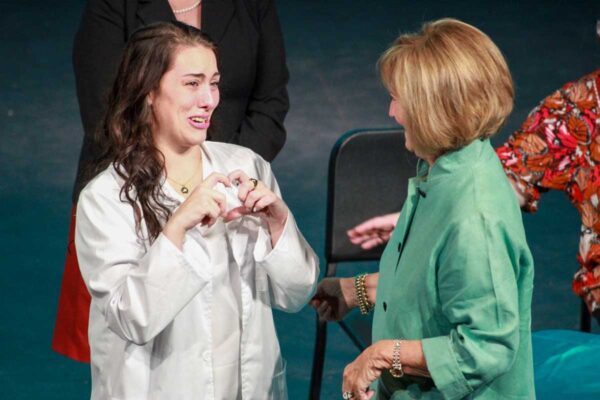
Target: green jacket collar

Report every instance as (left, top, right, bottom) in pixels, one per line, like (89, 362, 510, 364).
(416, 138, 492, 189)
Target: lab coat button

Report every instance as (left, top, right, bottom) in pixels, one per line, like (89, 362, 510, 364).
(202, 351, 211, 361)
(383, 302, 387, 312)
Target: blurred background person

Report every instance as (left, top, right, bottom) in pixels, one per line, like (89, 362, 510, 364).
(497, 67, 600, 323)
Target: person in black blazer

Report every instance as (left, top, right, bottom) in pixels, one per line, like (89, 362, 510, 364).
(53, 0, 290, 362)
(73, 0, 289, 199)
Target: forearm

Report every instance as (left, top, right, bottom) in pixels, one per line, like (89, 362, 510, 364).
(72, 0, 126, 200)
(163, 219, 185, 250)
(236, 0, 289, 161)
(339, 272, 379, 310)
(237, 112, 287, 162)
(76, 194, 211, 344)
(365, 272, 379, 305)
(372, 339, 430, 377)
(257, 212, 319, 312)
(507, 176, 527, 208)
(101, 235, 209, 344)
(73, 0, 125, 135)
(266, 210, 288, 248)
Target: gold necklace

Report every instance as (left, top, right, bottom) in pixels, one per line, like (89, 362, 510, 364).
(167, 164, 201, 194)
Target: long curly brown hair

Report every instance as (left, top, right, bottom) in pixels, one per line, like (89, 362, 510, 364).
(88, 22, 217, 242)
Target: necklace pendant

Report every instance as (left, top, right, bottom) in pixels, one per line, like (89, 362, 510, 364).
(181, 186, 189, 194)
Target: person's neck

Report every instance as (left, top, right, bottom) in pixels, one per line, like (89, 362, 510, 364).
(168, 0, 198, 9)
(168, 0, 202, 29)
(160, 144, 204, 184)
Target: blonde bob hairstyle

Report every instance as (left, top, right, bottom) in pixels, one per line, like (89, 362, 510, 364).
(379, 18, 514, 157)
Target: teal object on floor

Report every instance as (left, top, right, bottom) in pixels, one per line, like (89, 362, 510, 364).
(533, 330, 600, 399)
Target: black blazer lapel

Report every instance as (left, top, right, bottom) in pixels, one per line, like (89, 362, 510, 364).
(136, 0, 176, 27)
(201, 0, 235, 44)
(132, 0, 235, 45)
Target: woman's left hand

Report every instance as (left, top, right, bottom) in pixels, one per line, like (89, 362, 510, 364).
(342, 341, 392, 400)
(225, 170, 289, 244)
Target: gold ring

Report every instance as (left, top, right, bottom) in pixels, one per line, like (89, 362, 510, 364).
(249, 178, 258, 189)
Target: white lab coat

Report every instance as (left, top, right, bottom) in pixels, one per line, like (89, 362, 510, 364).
(75, 142, 319, 400)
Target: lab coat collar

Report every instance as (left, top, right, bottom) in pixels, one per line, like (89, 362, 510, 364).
(160, 143, 216, 204)
(115, 143, 250, 266)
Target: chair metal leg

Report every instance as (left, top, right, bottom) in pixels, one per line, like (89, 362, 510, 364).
(338, 320, 366, 352)
(309, 313, 328, 400)
(309, 262, 338, 400)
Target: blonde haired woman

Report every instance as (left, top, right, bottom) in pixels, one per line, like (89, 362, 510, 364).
(311, 19, 535, 399)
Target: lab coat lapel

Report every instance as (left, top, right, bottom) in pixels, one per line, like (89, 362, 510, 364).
(225, 218, 250, 266)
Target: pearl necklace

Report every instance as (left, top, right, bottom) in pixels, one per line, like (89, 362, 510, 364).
(171, 0, 201, 15)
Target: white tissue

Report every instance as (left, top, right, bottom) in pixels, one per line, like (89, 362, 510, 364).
(214, 182, 243, 212)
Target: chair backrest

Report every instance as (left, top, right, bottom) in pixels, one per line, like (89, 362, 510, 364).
(326, 128, 417, 262)
(310, 128, 419, 400)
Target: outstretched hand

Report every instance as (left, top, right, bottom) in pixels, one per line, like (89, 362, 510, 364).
(310, 277, 356, 321)
(347, 212, 400, 249)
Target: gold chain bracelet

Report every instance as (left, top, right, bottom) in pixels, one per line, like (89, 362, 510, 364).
(354, 273, 373, 315)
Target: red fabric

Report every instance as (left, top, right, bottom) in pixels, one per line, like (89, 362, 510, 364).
(52, 205, 91, 363)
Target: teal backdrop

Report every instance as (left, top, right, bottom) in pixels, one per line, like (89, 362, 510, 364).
(0, 1, 599, 398)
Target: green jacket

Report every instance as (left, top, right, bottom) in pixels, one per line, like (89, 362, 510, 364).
(372, 139, 535, 399)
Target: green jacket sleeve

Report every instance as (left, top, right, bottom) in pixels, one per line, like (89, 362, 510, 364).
(421, 214, 521, 400)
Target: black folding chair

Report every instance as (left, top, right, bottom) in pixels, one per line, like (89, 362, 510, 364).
(309, 128, 417, 400)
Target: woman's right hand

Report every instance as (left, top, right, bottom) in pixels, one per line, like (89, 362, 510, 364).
(310, 277, 357, 321)
(163, 173, 231, 249)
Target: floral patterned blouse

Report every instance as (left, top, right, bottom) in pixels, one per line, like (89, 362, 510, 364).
(496, 70, 600, 317)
